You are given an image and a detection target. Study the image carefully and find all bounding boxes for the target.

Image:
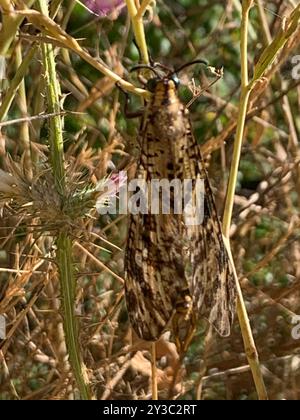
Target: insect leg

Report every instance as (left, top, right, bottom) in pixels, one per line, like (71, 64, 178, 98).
(116, 82, 144, 119)
(172, 292, 197, 354)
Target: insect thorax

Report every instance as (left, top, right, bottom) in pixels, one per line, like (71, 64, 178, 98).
(149, 81, 187, 140)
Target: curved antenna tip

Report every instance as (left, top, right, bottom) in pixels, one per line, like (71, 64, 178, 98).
(130, 65, 160, 77)
(172, 59, 209, 75)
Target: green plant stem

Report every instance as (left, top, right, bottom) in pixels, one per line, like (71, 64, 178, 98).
(38, 0, 91, 400)
(222, 0, 268, 401)
(222, 3, 300, 245)
(223, 0, 300, 400)
(222, 91, 250, 238)
(41, 39, 65, 191)
(223, 0, 252, 237)
(231, 0, 257, 40)
(56, 233, 91, 400)
(223, 237, 268, 401)
(252, 4, 300, 84)
(125, 0, 150, 63)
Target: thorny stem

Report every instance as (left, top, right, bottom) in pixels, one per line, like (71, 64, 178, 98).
(56, 233, 91, 400)
(40, 33, 64, 191)
(38, 0, 91, 400)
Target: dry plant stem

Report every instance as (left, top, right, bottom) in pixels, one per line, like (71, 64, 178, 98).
(0, 45, 37, 123)
(101, 358, 132, 400)
(38, 0, 91, 400)
(4, 6, 147, 98)
(15, 42, 32, 171)
(251, 4, 300, 85)
(136, 0, 153, 19)
(257, 1, 300, 206)
(222, 0, 268, 401)
(0, 111, 67, 128)
(49, 0, 64, 18)
(196, 326, 213, 400)
(151, 343, 158, 400)
(256, 0, 272, 45)
(221, 0, 300, 401)
(0, 351, 20, 399)
(74, 241, 124, 284)
(223, 237, 268, 401)
(15, 8, 148, 98)
(0, 283, 43, 355)
(125, 0, 150, 63)
(0, 0, 35, 56)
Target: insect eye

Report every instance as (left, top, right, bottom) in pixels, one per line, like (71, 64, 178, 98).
(146, 78, 158, 92)
(171, 75, 180, 88)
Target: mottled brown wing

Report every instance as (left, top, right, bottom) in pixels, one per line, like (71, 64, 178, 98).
(124, 121, 190, 342)
(124, 79, 236, 344)
(125, 212, 190, 341)
(183, 123, 237, 336)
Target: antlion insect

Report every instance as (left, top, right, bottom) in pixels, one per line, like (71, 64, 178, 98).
(123, 60, 236, 352)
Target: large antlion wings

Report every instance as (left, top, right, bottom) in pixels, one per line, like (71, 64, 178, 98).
(124, 77, 236, 346)
(184, 125, 237, 337)
(124, 123, 192, 342)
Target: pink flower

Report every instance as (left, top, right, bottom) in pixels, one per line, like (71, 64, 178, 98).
(84, 0, 125, 17)
(96, 170, 128, 214)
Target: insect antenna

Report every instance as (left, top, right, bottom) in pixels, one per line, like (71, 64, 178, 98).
(130, 64, 161, 77)
(171, 59, 208, 75)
